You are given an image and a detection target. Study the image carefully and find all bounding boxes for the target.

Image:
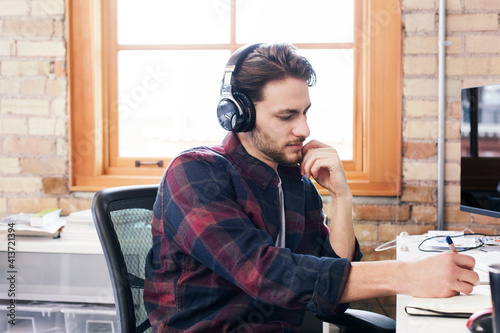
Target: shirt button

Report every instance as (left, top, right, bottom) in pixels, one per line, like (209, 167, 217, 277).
(273, 201, 279, 206)
(262, 182, 267, 187)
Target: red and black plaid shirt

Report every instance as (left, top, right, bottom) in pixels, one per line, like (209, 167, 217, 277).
(144, 132, 360, 332)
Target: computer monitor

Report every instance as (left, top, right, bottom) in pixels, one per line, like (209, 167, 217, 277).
(460, 84, 500, 219)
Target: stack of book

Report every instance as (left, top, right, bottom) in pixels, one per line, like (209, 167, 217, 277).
(0, 209, 65, 237)
(61, 209, 99, 240)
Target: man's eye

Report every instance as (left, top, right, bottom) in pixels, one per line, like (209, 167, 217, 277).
(279, 115, 292, 121)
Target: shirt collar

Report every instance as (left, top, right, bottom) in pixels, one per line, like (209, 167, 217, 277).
(222, 132, 302, 189)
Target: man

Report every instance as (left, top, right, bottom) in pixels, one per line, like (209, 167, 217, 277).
(144, 43, 478, 332)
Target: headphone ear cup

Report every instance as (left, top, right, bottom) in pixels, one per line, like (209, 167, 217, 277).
(232, 91, 256, 132)
(217, 98, 239, 131)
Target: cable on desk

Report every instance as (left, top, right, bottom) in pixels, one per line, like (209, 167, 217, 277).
(375, 231, 412, 252)
(417, 233, 488, 253)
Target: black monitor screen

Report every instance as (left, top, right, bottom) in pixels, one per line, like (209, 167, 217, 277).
(461, 84, 500, 219)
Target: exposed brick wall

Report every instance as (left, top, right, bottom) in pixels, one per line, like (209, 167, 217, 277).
(0, 0, 93, 217)
(350, 0, 500, 318)
(1, 0, 499, 244)
(398, 0, 500, 241)
(1, 0, 500, 318)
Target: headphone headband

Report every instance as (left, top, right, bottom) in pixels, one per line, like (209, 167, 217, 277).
(225, 43, 262, 74)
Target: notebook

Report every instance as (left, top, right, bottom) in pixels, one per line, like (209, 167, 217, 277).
(405, 289, 492, 318)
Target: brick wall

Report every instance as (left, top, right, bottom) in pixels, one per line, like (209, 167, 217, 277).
(1, 0, 500, 319)
(351, 0, 500, 318)
(398, 0, 500, 238)
(0, 0, 93, 217)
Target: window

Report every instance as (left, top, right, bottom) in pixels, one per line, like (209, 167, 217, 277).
(68, 0, 402, 195)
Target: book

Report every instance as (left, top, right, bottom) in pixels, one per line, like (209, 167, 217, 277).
(0, 213, 66, 237)
(63, 210, 99, 240)
(66, 209, 93, 225)
(30, 208, 62, 227)
(405, 291, 492, 318)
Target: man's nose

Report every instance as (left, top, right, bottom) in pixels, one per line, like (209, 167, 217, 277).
(293, 115, 310, 138)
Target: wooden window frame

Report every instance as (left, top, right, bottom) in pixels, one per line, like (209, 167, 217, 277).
(68, 0, 402, 195)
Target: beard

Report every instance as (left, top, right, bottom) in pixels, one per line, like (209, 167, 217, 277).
(251, 125, 305, 167)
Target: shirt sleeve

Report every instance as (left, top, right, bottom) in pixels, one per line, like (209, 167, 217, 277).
(294, 177, 362, 314)
(161, 150, 352, 315)
(322, 236, 363, 262)
(296, 176, 362, 262)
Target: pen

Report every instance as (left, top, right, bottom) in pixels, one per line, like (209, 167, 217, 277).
(446, 236, 458, 253)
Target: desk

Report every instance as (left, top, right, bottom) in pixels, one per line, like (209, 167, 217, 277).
(0, 221, 114, 304)
(396, 234, 491, 333)
(0, 214, 119, 332)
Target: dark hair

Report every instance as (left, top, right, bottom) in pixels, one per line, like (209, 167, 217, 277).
(232, 43, 317, 103)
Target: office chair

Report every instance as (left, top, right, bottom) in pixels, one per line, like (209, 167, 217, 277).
(92, 184, 158, 333)
(315, 308, 395, 333)
(92, 185, 395, 333)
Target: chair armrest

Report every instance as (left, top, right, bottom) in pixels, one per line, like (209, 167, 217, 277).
(316, 308, 396, 333)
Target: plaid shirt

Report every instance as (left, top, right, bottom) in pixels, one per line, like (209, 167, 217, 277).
(144, 132, 361, 332)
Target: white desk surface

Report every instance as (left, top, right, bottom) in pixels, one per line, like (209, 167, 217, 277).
(0, 220, 112, 304)
(395, 234, 491, 333)
(0, 221, 104, 254)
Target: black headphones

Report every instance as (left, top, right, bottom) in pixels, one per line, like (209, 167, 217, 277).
(217, 43, 262, 132)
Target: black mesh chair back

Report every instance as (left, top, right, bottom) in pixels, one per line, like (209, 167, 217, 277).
(92, 185, 158, 333)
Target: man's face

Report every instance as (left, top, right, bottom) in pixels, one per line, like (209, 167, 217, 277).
(244, 77, 311, 169)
